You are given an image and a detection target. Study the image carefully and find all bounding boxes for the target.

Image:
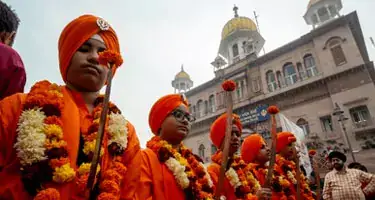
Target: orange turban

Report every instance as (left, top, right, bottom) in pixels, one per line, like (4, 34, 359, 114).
(58, 14, 120, 82)
(276, 132, 296, 153)
(149, 94, 189, 134)
(210, 113, 242, 148)
(241, 133, 265, 163)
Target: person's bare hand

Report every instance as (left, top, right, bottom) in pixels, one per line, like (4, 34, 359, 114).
(256, 187, 272, 200)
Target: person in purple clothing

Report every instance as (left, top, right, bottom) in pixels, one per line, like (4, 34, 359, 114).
(0, 1, 26, 100)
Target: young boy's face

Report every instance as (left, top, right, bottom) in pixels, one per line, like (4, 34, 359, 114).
(66, 37, 109, 92)
(159, 105, 192, 145)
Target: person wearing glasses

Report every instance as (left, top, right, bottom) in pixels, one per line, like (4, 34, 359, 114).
(137, 94, 215, 200)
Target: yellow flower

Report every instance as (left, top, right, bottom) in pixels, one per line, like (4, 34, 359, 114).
(78, 163, 101, 175)
(83, 140, 96, 155)
(45, 139, 67, 149)
(186, 171, 194, 177)
(49, 90, 63, 98)
(176, 156, 188, 166)
(93, 118, 100, 124)
(44, 124, 63, 139)
(52, 163, 75, 183)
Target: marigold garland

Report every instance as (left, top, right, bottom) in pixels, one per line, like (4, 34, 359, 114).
(34, 188, 60, 200)
(276, 155, 314, 200)
(246, 163, 295, 199)
(147, 136, 215, 200)
(14, 80, 129, 199)
(211, 151, 259, 199)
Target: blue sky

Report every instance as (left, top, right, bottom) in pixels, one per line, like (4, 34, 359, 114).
(4, 0, 375, 147)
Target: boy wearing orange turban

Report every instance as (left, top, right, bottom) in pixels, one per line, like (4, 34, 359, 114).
(275, 132, 314, 200)
(207, 114, 271, 200)
(0, 15, 141, 200)
(242, 134, 295, 199)
(137, 94, 215, 200)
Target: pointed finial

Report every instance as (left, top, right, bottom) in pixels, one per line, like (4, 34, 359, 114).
(233, 5, 239, 18)
(181, 64, 184, 71)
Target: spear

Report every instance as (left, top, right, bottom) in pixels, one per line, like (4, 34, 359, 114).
(215, 80, 236, 200)
(309, 150, 321, 200)
(264, 105, 279, 188)
(86, 50, 123, 199)
(294, 147, 302, 200)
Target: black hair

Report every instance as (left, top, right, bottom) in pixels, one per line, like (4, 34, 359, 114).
(348, 162, 368, 172)
(0, 1, 20, 32)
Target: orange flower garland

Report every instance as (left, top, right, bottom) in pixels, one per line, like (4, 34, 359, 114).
(222, 80, 236, 91)
(247, 163, 295, 199)
(15, 80, 128, 199)
(34, 188, 60, 200)
(211, 151, 259, 199)
(147, 136, 215, 200)
(276, 155, 314, 200)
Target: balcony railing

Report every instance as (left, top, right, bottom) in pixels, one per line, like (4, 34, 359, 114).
(352, 117, 375, 131)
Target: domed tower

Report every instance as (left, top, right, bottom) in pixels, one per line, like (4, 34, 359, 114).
(218, 5, 265, 65)
(172, 65, 193, 94)
(304, 0, 342, 29)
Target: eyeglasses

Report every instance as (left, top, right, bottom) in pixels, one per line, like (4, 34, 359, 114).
(171, 110, 196, 123)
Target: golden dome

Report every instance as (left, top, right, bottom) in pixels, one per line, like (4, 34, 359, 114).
(221, 16, 257, 40)
(175, 65, 191, 79)
(175, 71, 190, 79)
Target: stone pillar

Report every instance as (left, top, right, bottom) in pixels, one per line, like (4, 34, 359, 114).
(335, 4, 341, 17)
(325, 5, 332, 18)
(315, 12, 321, 24)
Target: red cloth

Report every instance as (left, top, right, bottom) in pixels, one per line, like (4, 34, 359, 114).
(210, 113, 242, 148)
(0, 43, 25, 100)
(148, 94, 188, 134)
(276, 132, 296, 153)
(58, 14, 120, 82)
(241, 133, 265, 163)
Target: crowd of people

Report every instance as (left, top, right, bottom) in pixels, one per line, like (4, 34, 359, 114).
(0, 1, 375, 200)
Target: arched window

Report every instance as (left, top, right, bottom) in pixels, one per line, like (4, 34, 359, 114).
(211, 144, 217, 155)
(328, 38, 347, 66)
(204, 100, 208, 115)
(242, 41, 254, 54)
(317, 7, 329, 22)
(276, 71, 283, 88)
(266, 71, 277, 92)
(208, 95, 215, 113)
(283, 63, 298, 85)
(199, 144, 205, 158)
(197, 100, 203, 118)
(297, 62, 305, 80)
(236, 80, 246, 99)
(297, 118, 310, 136)
(304, 54, 318, 77)
(232, 43, 239, 57)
